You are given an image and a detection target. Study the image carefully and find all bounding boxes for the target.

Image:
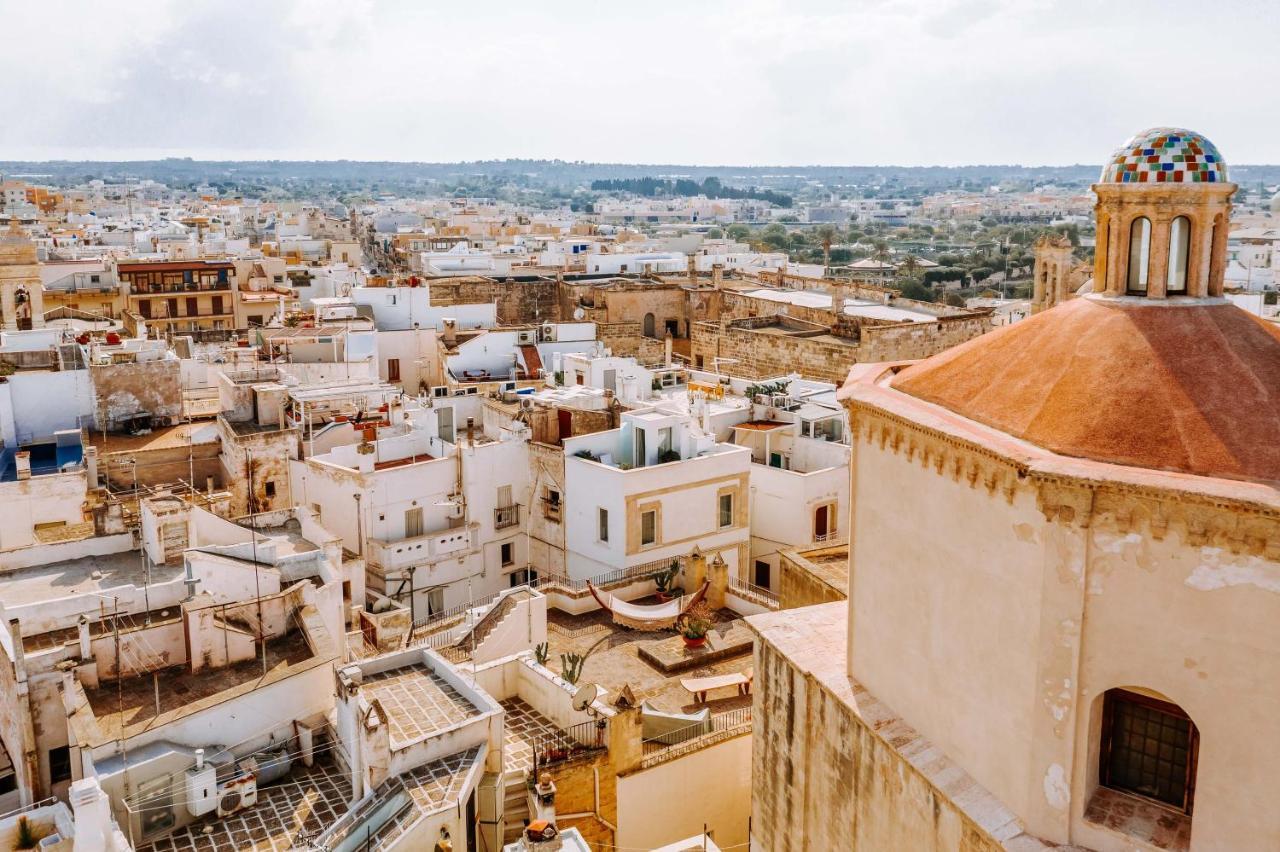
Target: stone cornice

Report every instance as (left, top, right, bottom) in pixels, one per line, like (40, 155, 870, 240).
(842, 364, 1280, 556)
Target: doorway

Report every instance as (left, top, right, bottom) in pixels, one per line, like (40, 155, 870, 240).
(814, 504, 829, 540)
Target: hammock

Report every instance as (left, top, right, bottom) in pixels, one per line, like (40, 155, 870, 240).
(586, 580, 708, 630)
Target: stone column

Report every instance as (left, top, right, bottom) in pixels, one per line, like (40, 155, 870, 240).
(0, 286, 16, 331)
(706, 553, 728, 610)
(608, 705, 644, 775)
(1148, 216, 1170, 298)
(683, 547, 706, 593)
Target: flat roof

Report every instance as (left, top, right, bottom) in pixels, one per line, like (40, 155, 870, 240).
(0, 548, 183, 609)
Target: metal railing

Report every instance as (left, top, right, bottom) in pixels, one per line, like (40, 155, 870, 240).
(494, 504, 521, 530)
(813, 531, 847, 545)
(537, 556, 678, 594)
(727, 576, 780, 608)
(641, 706, 753, 764)
(531, 718, 610, 773)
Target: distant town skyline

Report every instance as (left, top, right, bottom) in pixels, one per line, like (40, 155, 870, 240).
(2, 0, 1277, 166)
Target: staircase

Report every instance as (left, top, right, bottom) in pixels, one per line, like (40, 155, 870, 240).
(503, 776, 530, 843)
(447, 589, 531, 662)
(519, 345, 544, 379)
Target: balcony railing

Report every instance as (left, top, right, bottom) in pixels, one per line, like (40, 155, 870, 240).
(494, 504, 521, 530)
(728, 575, 780, 609)
(368, 527, 471, 570)
(641, 706, 753, 766)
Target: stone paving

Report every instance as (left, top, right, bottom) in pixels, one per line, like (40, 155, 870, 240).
(135, 761, 350, 852)
(500, 697, 564, 773)
(364, 746, 484, 851)
(1083, 787, 1191, 852)
(362, 663, 476, 746)
(545, 600, 753, 714)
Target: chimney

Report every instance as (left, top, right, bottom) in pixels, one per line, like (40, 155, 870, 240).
(14, 451, 30, 481)
(664, 330, 673, 367)
(466, 417, 475, 445)
(442, 318, 457, 347)
(712, 263, 723, 289)
(70, 777, 112, 852)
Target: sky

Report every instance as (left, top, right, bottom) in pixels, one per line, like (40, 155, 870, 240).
(1, 0, 1277, 166)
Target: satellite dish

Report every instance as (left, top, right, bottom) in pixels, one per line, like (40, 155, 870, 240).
(573, 307, 586, 321)
(572, 683, 600, 712)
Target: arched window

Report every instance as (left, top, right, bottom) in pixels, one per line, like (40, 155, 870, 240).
(1099, 688, 1198, 813)
(643, 313, 655, 338)
(1167, 216, 1190, 295)
(1127, 217, 1151, 294)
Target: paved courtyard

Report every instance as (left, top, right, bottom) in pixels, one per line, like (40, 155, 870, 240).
(362, 663, 476, 746)
(544, 599, 753, 714)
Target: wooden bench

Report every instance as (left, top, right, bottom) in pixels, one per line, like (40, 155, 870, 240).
(680, 669, 753, 703)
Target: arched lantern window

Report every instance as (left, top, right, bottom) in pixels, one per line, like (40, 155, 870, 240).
(1127, 217, 1152, 294)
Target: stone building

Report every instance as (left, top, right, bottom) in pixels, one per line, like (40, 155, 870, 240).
(0, 218, 45, 330)
(1030, 232, 1083, 313)
(748, 128, 1277, 851)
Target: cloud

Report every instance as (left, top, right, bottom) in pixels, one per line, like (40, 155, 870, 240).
(0, 0, 1276, 165)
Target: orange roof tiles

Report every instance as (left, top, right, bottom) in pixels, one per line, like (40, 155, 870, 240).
(892, 297, 1280, 484)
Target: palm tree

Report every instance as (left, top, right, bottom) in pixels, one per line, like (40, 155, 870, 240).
(815, 225, 837, 275)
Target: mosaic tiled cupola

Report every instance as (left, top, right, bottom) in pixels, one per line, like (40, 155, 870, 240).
(1101, 127, 1227, 184)
(1092, 128, 1236, 300)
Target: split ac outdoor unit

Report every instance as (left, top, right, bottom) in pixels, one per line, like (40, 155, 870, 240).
(216, 774, 258, 817)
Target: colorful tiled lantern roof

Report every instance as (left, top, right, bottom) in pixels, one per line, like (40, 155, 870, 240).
(1100, 127, 1228, 184)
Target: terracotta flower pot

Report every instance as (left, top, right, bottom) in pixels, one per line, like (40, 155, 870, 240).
(682, 636, 707, 649)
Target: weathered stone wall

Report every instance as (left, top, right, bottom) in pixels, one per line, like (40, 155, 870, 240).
(218, 422, 297, 517)
(90, 359, 183, 431)
(751, 632, 1006, 852)
(778, 546, 848, 609)
(0, 626, 35, 803)
(543, 751, 617, 849)
(690, 318, 858, 384)
(427, 278, 560, 324)
(855, 314, 991, 363)
(99, 441, 224, 491)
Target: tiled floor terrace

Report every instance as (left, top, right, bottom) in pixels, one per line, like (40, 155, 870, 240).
(364, 746, 483, 851)
(136, 760, 350, 852)
(545, 599, 753, 715)
(500, 697, 564, 774)
(362, 663, 477, 746)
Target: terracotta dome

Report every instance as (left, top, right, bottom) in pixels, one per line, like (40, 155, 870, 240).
(1100, 127, 1227, 184)
(891, 297, 1280, 484)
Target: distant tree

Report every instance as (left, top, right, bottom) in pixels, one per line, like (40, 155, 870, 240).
(899, 279, 935, 302)
(706, 227, 724, 239)
(943, 292, 967, 308)
(970, 266, 994, 283)
(726, 224, 751, 242)
(759, 224, 791, 251)
(937, 253, 962, 267)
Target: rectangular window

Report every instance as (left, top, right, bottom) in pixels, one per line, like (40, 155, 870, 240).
(49, 745, 71, 783)
(501, 542, 514, 567)
(641, 509, 657, 546)
(185, 297, 198, 317)
(211, 295, 224, 315)
(263, 481, 276, 499)
(387, 358, 400, 382)
(598, 507, 609, 543)
(166, 298, 178, 318)
(719, 493, 734, 528)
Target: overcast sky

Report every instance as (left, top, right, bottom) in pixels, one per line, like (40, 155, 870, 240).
(2, 0, 1276, 166)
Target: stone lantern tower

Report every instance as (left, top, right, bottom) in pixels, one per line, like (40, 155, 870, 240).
(1091, 128, 1234, 299)
(0, 217, 44, 330)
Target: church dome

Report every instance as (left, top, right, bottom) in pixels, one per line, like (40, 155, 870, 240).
(892, 297, 1280, 484)
(1100, 127, 1227, 184)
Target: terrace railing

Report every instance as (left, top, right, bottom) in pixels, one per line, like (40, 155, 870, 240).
(531, 718, 610, 774)
(641, 706, 753, 767)
(727, 576, 780, 609)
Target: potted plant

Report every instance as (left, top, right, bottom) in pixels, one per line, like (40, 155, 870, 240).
(13, 816, 49, 851)
(679, 602, 714, 649)
(653, 561, 680, 603)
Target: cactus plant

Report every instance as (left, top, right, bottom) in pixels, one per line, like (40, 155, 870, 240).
(560, 652, 585, 685)
(534, 641, 549, 666)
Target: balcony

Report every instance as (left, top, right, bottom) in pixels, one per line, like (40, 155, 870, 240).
(494, 504, 521, 530)
(369, 527, 472, 570)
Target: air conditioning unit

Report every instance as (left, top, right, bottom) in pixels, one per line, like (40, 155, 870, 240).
(519, 397, 534, 411)
(517, 329, 537, 345)
(540, 323, 557, 342)
(185, 760, 218, 817)
(216, 774, 258, 817)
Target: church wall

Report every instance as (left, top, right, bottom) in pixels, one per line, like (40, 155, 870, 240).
(849, 427, 1046, 829)
(1067, 519, 1280, 850)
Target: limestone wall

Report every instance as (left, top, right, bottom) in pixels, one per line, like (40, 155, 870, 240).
(90, 359, 183, 431)
(426, 278, 560, 324)
(751, 633, 1006, 852)
(690, 319, 857, 383)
